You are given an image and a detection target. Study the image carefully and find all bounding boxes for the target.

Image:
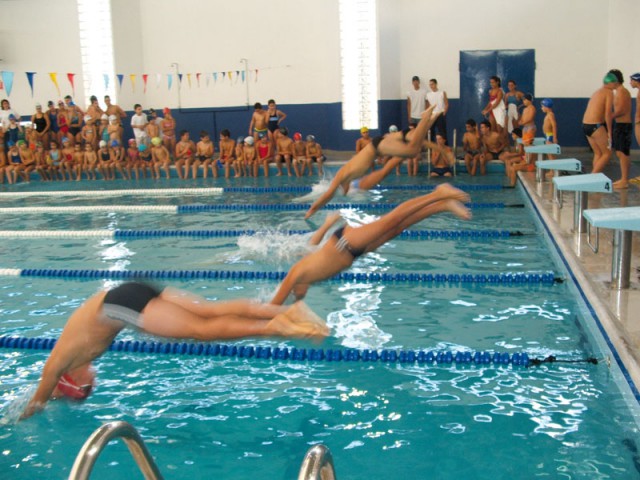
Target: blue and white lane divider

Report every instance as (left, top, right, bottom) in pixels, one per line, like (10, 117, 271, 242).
(0, 229, 528, 239)
(0, 268, 562, 284)
(0, 187, 224, 197)
(0, 202, 523, 215)
(0, 184, 509, 198)
(0, 335, 599, 367)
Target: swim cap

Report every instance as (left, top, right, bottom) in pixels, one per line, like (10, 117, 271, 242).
(56, 373, 92, 400)
(8, 114, 16, 120)
(389, 125, 398, 133)
(523, 93, 533, 102)
(62, 137, 70, 143)
(541, 98, 553, 108)
(138, 144, 147, 152)
(306, 135, 315, 142)
(35, 103, 42, 108)
(163, 107, 170, 115)
(244, 136, 254, 145)
(101, 114, 109, 121)
(99, 140, 107, 148)
(111, 140, 120, 147)
(108, 114, 117, 122)
(128, 139, 136, 145)
(360, 126, 369, 134)
(279, 126, 288, 135)
(293, 132, 302, 141)
(16, 140, 25, 147)
(258, 131, 266, 139)
(47, 100, 54, 106)
(7, 141, 15, 147)
(84, 115, 92, 123)
(630, 73, 640, 82)
(603, 72, 617, 84)
(236, 136, 244, 144)
(151, 136, 162, 146)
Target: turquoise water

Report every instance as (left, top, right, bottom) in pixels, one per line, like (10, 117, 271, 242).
(1, 175, 639, 479)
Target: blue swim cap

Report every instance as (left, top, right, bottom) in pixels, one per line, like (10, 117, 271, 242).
(111, 140, 120, 147)
(541, 98, 553, 108)
(138, 144, 147, 152)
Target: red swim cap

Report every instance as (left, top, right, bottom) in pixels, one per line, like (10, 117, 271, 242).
(56, 373, 93, 400)
(293, 132, 302, 141)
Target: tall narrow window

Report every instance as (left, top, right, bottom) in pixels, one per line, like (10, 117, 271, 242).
(339, 0, 379, 130)
(77, 0, 116, 104)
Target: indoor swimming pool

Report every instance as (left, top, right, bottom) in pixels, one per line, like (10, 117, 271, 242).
(0, 174, 639, 479)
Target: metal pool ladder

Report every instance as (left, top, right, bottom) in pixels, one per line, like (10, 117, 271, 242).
(70, 421, 337, 479)
(69, 421, 163, 480)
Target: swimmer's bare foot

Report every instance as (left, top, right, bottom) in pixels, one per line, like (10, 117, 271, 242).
(613, 179, 629, 190)
(434, 183, 470, 203)
(267, 302, 329, 341)
(420, 104, 436, 120)
(444, 199, 472, 220)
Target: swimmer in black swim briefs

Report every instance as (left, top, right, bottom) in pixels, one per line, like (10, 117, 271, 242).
(21, 283, 329, 418)
(582, 123, 606, 138)
(272, 183, 472, 304)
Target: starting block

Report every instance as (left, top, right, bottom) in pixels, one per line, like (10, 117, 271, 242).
(553, 173, 612, 233)
(535, 157, 581, 183)
(518, 137, 546, 146)
(583, 206, 640, 289)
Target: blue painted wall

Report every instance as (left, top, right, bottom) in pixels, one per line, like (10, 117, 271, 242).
(120, 97, 638, 151)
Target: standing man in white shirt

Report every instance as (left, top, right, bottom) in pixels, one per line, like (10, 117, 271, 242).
(130, 104, 149, 147)
(407, 76, 427, 126)
(426, 78, 449, 143)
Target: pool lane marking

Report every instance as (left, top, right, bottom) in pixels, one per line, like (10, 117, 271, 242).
(0, 187, 223, 197)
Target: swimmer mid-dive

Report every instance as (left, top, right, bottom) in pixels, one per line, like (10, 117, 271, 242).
(21, 283, 328, 419)
(304, 106, 448, 219)
(272, 184, 472, 305)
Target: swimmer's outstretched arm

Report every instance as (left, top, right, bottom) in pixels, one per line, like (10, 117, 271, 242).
(21, 351, 73, 419)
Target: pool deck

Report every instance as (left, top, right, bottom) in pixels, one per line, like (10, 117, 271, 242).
(516, 152, 640, 394)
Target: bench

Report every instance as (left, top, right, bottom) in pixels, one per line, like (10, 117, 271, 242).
(553, 173, 612, 233)
(583, 206, 640, 289)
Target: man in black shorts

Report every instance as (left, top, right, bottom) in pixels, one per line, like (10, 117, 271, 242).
(608, 69, 633, 189)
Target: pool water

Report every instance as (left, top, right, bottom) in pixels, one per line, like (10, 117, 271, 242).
(1, 174, 639, 479)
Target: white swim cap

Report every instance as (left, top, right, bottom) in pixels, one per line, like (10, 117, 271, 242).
(84, 115, 92, 123)
(244, 136, 254, 145)
(99, 140, 107, 148)
(389, 125, 398, 133)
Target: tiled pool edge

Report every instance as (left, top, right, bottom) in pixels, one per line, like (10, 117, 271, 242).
(518, 172, 640, 401)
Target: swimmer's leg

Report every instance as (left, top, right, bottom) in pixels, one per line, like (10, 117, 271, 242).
(308, 213, 342, 246)
(341, 184, 470, 252)
(589, 127, 611, 173)
(358, 156, 404, 190)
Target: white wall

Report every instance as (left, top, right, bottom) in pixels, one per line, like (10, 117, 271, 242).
(0, 0, 83, 114)
(0, 0, 636, 118)
(379, 0, 613, 100)
(607, 0, 640, 84)
(136, 0, 342, 109)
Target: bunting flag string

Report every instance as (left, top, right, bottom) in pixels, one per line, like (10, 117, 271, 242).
(2, 71, 14, 96)
(0, 68, 263, 98)
(67, 73, 76, 97)
(25, 72, 36, 97)
(49, 72, 60, 96)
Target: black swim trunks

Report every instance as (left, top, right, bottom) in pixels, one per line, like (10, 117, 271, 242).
(431, 166, 453, 176)
(582, 123, 605, 138)
(486, 150, 503, 160)
(333, 226, 366, 259)
(613, 122, 633, 155)
(371, 136, 384, 155)
(103, 282, 162, 327)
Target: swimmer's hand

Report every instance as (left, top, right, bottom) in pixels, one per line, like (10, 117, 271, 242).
(19, 400, 44, 420)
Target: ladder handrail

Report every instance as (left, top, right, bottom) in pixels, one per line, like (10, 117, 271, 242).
(69, 421, 163, 480)
(298, 444, 337, 480)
